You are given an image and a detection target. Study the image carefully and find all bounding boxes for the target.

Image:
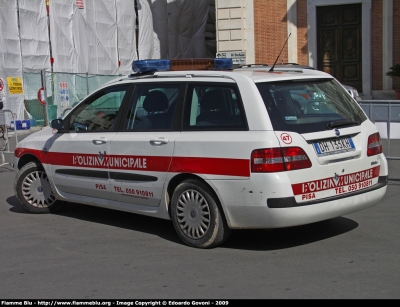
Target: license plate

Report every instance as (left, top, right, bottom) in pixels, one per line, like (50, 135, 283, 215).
(313, 137, 355, 156)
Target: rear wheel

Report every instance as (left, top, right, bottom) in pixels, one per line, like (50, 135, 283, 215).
(14, 161, 65, 213)
(170, 179, 231, 248)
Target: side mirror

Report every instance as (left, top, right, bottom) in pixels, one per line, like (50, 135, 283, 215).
(50, 118, 64, 131)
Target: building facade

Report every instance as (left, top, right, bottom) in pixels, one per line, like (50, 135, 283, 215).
(216, 0, 400, 99)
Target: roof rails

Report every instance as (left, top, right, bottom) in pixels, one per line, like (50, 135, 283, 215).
(239, 63, 269, 68)
(237, 63, 315, 70)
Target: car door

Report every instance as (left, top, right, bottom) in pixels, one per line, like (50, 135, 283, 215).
(109, 83, 183, 207)
(49, 84, 130, 200)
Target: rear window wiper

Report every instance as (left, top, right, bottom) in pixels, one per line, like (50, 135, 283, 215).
(327, 120, 358, 129)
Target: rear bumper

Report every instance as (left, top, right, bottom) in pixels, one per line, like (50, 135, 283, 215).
(267, 176, 388, 208)
(221, 178, 387, 229)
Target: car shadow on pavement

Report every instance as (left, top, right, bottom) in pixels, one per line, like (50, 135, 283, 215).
(7, 197, 182, 244)
(7, 196, 358, 251)
(223, 217, 358, 251)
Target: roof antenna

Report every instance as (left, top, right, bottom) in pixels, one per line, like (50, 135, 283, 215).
(269, 33, 291, 72)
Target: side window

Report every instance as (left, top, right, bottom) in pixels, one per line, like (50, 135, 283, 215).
(183, 84, 246, 130)
(68, 85, 128, 132)
(123, 84, 180, 131)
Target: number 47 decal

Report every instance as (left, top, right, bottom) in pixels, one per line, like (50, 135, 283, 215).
(280, 133, 292, 144)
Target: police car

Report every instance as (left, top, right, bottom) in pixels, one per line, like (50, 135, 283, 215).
(13, 58, 388, 248)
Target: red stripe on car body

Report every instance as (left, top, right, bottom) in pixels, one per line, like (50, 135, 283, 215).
(15, 148, 250, 177)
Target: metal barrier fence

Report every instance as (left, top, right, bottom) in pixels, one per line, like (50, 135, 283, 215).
(26, 71, 121, 126)
(0, 70, 121, 127)
(0, 110, 18, 168)
(359, 100, 400, 160)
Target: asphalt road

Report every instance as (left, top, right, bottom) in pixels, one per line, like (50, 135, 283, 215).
(1, 129, 400, 299)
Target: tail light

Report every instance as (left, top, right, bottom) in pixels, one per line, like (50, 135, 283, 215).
(367, 132, 382, 156)
(251, 147, 311, 172)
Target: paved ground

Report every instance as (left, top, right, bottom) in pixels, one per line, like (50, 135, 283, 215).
(1, 126, 399, 299)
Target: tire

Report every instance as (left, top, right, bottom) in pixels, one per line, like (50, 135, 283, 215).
(170, 179, 231, 248)
(14, 161, 65, 213)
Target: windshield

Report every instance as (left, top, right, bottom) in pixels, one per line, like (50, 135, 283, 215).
(256, 79, 367, 134)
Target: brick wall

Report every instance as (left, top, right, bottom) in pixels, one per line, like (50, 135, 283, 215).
(254, 0, 288, 65)
(371, 0, 383, 91)
(253, 0, 307, 66)
(297, 0, 308, 65)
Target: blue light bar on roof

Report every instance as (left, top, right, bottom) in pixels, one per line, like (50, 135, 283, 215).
(132, 59, 171, 73)
(132, 58, 233, 73)
(214, 58, 233, 70)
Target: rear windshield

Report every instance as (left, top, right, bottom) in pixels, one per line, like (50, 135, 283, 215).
(256, 79, 367, 134)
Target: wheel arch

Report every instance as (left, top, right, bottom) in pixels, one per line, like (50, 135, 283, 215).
(166, 173, 231, 226)
(17, 153, 42, 171)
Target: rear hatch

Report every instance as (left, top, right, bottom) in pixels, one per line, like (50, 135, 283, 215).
(256, 78, 382, 203)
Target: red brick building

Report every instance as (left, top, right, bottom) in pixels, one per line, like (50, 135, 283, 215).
(216, 0, 400, 99)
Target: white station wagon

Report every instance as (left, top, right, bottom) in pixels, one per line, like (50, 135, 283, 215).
(13, 58, 388, 248)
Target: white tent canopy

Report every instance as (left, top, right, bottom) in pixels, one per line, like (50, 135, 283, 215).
(0, 0, 215, 121)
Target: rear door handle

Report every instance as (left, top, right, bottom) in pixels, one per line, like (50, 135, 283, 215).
(93, 139, 108, 145)
(150, 138, 169, 145)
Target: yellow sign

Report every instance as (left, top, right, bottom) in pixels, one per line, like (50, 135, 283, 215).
(7, 77, 23, 94)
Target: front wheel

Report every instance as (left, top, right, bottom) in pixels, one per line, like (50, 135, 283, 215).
(14, 161, 65, 213)
(170, 179, 231, 248)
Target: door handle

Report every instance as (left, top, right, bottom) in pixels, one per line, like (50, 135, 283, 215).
(150, 138, 169, 145)
(93, 139, 108, 145)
